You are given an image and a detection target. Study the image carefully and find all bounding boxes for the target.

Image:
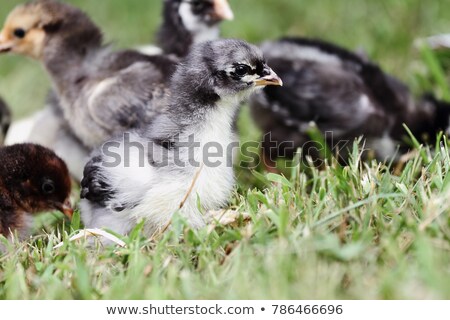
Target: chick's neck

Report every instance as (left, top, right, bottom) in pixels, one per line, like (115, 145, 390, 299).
(42, 22, 103, 100)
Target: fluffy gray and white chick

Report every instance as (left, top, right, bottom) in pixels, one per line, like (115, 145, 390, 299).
(0, 0, 177, 150)
(80, 39, 282, 237)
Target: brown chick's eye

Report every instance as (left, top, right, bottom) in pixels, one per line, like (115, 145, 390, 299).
(13, 28, 26, 39)
(235, 64, 251, 77)
(42, 180, 56, 194)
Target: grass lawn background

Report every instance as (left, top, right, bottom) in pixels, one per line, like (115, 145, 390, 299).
(0, 0, 449, 299)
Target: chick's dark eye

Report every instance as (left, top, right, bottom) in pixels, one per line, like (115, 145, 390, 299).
(13, 28, 26, 39)
(42, 180, 56, 195)
(234, 64, 251, 77)
(190, 0, 208, 11)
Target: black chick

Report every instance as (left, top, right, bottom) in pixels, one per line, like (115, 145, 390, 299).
(0, 96, 11, 146)
(250, 37, 450, 170)
(0, 143, 72, 239)
(79, 39, 282, 237)
(155, 0, 234, 57)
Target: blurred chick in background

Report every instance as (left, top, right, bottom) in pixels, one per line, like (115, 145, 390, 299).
(250, 37, 450, 170)
(140, 0, 233, 56)
(0, 143, 72, 240)
(0, 96, 11, 146)
(1, 0, 234, 181)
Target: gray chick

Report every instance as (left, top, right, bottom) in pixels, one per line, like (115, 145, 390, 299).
(80, 39, 282, 237)
(0, 0, 176, 149)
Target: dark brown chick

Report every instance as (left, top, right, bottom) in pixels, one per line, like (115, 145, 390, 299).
(0, 143, 72, 239)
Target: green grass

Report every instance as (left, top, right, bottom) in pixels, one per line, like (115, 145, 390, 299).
(0, 0, 450, 299)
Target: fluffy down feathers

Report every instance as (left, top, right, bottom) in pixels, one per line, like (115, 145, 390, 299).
(80, 39, 281, 238)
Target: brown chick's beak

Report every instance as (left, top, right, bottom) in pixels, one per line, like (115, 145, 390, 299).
(255, 69, 283, 87)
(213, 0, 234, 21)
(56, 199, 74, 219)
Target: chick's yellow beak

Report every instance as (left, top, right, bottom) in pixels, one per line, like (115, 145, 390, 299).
(255, 68, 283, 87)
(55, 199, 74, 220)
